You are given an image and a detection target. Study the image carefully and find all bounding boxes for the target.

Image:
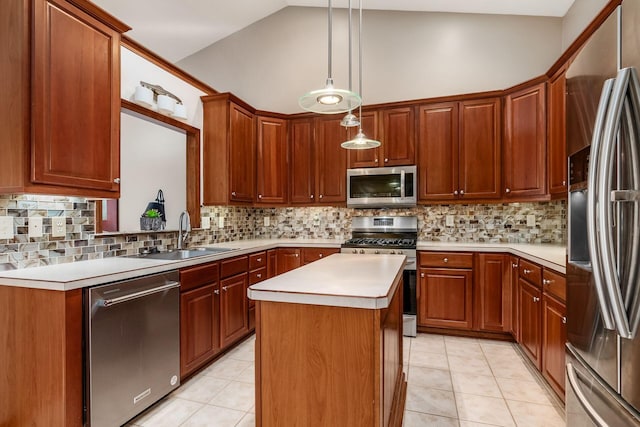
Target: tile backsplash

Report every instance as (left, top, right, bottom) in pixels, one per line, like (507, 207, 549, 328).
(0, 194, 566, 270)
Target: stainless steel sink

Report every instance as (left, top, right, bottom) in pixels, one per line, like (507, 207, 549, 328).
(130, 247, 233, 260)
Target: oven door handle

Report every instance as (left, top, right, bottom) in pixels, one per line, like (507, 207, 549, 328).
(404, 257, 417, 271)
(400, 169, 405, 198)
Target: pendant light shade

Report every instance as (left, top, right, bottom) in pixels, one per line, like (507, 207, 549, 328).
(341, 0, 381, 150)
(299, 0, 361, 114)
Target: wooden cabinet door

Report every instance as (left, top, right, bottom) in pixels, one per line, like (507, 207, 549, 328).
(289, 118, 315, 204)
(548, 70, 568, 196)
(256, 116, 288, 204)
(267, 249, 278, 278)
(504, 83, 547, 198)
(301, 247, 339, 265)
(417, 103, 459, 201)
(32, 0, 120, 192)
(347, 111, 380, 168)
(543, 294, 567, 400)
(510, 256, 520, 340)
(180, 284, 220, 377)
(315, 116, 348, 203)
(220, 273, 249, 348)
(229, 103, 255, 202)
(380, 107, 415, 166)
(418, 267, 473, 329)
(459, 98, 501, 199)
(276, 248, 302, 275)
(519, 278, 542, 369)
(475, 254, 510, 332)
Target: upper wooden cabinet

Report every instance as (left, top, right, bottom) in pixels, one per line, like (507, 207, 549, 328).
(289, 118, 315, 204)
(0, 0, 128, 198)
(548, 69, 568, 197)
(202, 94, 256, 204)
(504, 83, 547, 199)
(314, 116, 349, 203)
(418, 98, 501, 202)
(256, 115, 288, 205)
(347, 111, 379, 168)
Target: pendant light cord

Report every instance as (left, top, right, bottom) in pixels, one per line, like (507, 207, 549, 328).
(358, 0, 363, 131)
(348, 0, 353, 93)
(327, 0, 333, 80)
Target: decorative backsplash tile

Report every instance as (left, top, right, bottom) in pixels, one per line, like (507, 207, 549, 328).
(0, 194, 566, 271)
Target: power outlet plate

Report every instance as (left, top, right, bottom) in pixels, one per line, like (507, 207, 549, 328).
(218, 217, 225, 228)
(52, 217, 66, 237)
(28, 217, 43, 238)
(201, 216, 211, 229)
(264, 216, 270, 227)
(0, 216, 14, 239)
(526, 214, 536, 227)
(445, 215, 455, 227)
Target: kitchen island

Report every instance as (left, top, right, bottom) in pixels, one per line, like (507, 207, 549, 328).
(248, 253, 407, 427)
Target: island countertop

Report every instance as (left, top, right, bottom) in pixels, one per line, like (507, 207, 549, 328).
(248, 253, 406, 310)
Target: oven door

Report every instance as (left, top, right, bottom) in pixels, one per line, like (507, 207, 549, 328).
(403, 258, 417, 337)
(347, 166, 416, 208)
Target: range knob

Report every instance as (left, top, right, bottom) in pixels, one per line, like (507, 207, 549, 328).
(352, 249, 358, 254)
(359, 249, 365, 254)
(374, 250, 380, 254)
(397, 250, 403, 255)
(390, 250, 396, 255)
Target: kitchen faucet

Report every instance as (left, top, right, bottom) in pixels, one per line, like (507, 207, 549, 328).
(178, 211, 190, 250)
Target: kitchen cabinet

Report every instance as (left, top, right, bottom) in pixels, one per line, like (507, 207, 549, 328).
(256, 115, 288, 205)
(315, 116, 349, 203)
(276, 248, 302, 274)
(418, 98, 501, 202)
(0, 0, 128, 198)
(379, 107, 416, 166)
(289, 118, 315, 204)
(179, 262, 220, 378)
(542, 293, 567, 400)
(510, 256, 520, 340)
(347, 111, 379, 168)
(418, 252, 474, 330)
(267, 249, 278, 278)
(475, 253, 511, 332)
(504, 83, 547, 199)
(548, 68, 568, 197)
(302, 247, 340, 264)
(220, 256, 249, 348)
(518, 259, 543, 370)
(202, 93, 256, 204)
(248, 252, 267, 330)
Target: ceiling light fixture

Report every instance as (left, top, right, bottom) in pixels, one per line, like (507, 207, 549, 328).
(299, 0, 361, 114)
(341, 0, 360, 128)
(341, 0, 381, 150)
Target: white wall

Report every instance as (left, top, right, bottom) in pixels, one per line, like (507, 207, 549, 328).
(177, 7, 563, 113)
(561, 0, 610, 50)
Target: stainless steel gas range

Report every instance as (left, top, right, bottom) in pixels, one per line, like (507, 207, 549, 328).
(341, 216, 418, 337)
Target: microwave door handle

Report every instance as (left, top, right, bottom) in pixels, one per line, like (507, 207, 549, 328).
(400, 170, 405, 198)
(588, 78, 617, 331)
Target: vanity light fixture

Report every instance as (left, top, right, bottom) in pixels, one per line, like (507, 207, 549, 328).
(299, 0, 361, 114)
(133, 81, 188, 120)
(341, 0, 381, 150)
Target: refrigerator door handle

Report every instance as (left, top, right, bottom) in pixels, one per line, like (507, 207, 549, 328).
(599, 67, 635, 339)
(567, 363, 611, 427)
(587, 78, 617, 331)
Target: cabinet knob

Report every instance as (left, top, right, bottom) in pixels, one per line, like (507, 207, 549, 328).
(523, 269, 531, 274)
(384, 158, 389, 163)
(543, 279, 553, 285)
(375, 158, 379, 163)
(113, 178, 121, 184)
(258, 194, 262, 199)
(257, 273, 262, 278)
(443, 258, 448, 263)
(319, 195, 323, 199)
(222, 286, 228, 292)
(214, 289, 220, 295)
(533, 296, 540, 302)
(562, 180, 566, 186)
(459, 190, 464, 195)
(562, 316, 567, 324)
(310, 194, 314, 199)
(295, 253, 299, 257)
(420, 272, 425, 278)
(319, 254, 323, 258)
(505, 188, 511, 193)
(257, 258, 262, 262)
(453, 190, 459, 196)
(512, 263, 518, 268)
(231, 191, 237, 197)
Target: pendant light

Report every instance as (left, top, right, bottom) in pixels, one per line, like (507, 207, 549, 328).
(341, 0, 381, 149)
(299, 0, 362, 114)
(341, 0, 360, 128)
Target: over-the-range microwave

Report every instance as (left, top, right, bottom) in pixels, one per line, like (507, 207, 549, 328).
(347, 166, 417, 208)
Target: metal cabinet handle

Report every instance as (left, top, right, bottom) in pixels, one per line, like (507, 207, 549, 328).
(443, 258, 448, 263)
(256, 273, 262, 278)
(231, 191, 236, 197)
(222, 286, 228, 292)
(258, 194, 262, 199)
(257, 258, 262, 262)
(113, 178, 121, 184)
(319, 254, 323, 258)
(453, 190, 459, 195)
(505, 188, 511, 193)
(319, 194, 323, 199)
(459, 189, 464, 195)
(562, 180, 566, 186)
(375, 158, 379, 162)
(384, 158, 389, 163)
(420, 272, 425, 278)
(562, 316, 567, 324)
(310, 194, 314, 199)
(214, 289, 220, 295)
(523, 269, 531, 274)
(543, 279, 553, 285)
(295, 253, 299, 257)
(533, 296, 540, 302)
(512, 263, 518, 268)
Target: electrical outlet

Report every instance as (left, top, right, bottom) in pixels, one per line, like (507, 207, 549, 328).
(218, 217, 225, 228)
(52, 217, 66, 237)
(28, 217, 43, 238)
(264, 216, 270, 227)
(201, 216, 211, 229)
(527, 214, 536, 227)
(0, 216, 13, 239)
(445, 215, 454, 227)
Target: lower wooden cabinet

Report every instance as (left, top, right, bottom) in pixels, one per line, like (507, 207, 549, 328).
(220, 273, 249, 348)
(180, 284, 220, 377)
(518, 278, 543, 370)
(542, 293, 567, 400)
(276, 248, 302, 274)
(510, 256, 520, 340)
(302, 247, 340, 265)
(475, 254, 511, 332)
(418, 267, 473, 329)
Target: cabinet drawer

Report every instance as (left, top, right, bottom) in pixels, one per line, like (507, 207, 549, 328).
(249, 251, 267, 270)
(419, 252, 473, 268)
(249, 267, 267, 285)
(543, 269, 566, 302)
(221, 256, 249, 279)
(302, 247, 339, 264)
(180, 262, 219, 292)
(519, 259, 542, 287)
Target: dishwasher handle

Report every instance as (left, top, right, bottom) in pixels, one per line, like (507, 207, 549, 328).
(100, 281, 180, 307)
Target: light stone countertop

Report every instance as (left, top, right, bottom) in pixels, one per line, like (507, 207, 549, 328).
(247, 254, 406, 309)
(0, 238, 566, 291)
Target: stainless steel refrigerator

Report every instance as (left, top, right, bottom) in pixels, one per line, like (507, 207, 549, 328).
(567, 2, 640, 425)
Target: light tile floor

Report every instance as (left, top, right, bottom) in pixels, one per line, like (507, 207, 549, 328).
(126, 333, 565, 427)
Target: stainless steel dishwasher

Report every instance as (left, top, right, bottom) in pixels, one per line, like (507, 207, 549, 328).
(85, 271, 180, 427)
